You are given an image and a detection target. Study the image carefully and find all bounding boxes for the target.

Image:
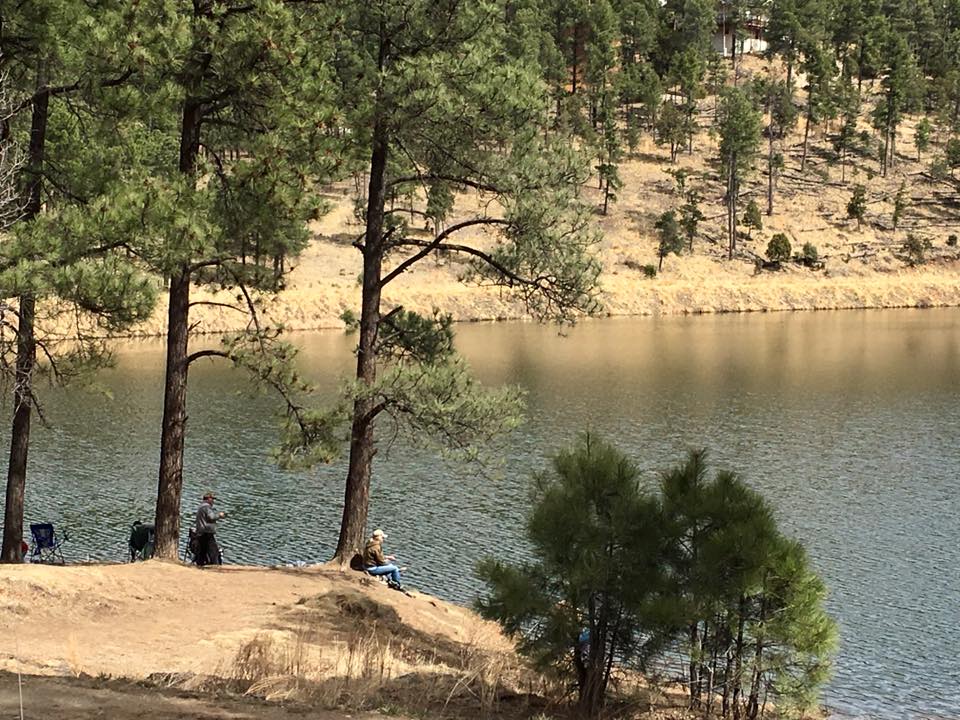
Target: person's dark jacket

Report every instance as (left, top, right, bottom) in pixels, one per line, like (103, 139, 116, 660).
(195, 502, 219, 535)
(362, 538, 386, 567)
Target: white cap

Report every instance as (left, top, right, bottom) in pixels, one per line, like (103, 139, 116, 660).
(372, 528, 387, 539)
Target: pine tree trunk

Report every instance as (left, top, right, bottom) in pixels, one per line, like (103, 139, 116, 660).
(688, 622, 701, 708)
(153, 97, 201, 559)
(746, 594, 768, 720)
(801, 112, 811, 172)
(767, 127, 774, 216)
(747, 647, 764, 720)
(732, 596, 747, 720)
(154, 268, 191, 558)
(1, 295, 36, 563)
(571, 23, 579, 96)
(335, 112, 388, 562)
(720, 651, 733, 717)
(1, 82, 47, 563)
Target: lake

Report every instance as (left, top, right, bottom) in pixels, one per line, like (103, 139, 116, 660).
(6, 309, 960, 719)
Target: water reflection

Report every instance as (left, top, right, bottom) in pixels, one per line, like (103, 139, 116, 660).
(4, 309, 960, 719)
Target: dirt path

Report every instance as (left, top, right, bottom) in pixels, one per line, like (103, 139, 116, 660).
(0, 672, 381, 720)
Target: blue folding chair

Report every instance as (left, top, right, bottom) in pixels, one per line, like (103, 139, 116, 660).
(29, 523, 67, 564)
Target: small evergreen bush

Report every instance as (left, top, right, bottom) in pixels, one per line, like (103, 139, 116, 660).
(766, 233, 792, 262)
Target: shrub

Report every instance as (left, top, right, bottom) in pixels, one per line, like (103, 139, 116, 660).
(946, 137, 960, 176)
(743, 198, 763, 238)
(930, 158, 949, 179)
(847, 185, 867, 230)
(766, 233, 792, 262)
(654, 210, 683, 271)
(802, 242, 819, 263)
(340, 308, 359, 331)
(642, 264, 657, 278)
(903, 235, 932, 265)
(479, 441, 838, 719)
(948, 234, 958, 247)
(477, 435, 669, 717)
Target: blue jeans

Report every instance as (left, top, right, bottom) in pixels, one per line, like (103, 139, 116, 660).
(366, 564, 401, 585)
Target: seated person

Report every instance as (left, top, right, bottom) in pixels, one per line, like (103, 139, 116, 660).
(362, 528, 403, 590)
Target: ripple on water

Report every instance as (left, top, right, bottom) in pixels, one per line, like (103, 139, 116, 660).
(6, 310, 960, 720)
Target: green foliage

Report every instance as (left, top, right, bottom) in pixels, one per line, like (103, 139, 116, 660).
(679, 190, 705, 251)
(642, 264, 657, 278)
(477, 434, 668, 716)
(340, 308, 358, 332)
(802, 242, 819, 263)
(948, 234, 958, 247)
(660, 450, 837, 718)
(929, 157, 950, 179)
(744, 198, 763, 237)
(903, 234, 932, 265)
(718, 87, 762, 256)
(718, 86, 762, 188)
(766, 233, 792, 262)
(945, 137, 960, 175)
(597, 107, 623, 214)
(892, 183, 908, 230)
(655, 210, 683, 270)
(847, 185, 868, 230)
(480, 442, 837, 718)
(914, 117, 932, 160)
(655, 102, 695, 162)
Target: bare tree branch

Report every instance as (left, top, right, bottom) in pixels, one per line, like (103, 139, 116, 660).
(380, 217, 511, 287)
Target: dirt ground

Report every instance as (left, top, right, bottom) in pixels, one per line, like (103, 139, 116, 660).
(0, 671, 375, 720)
(0, 561, 511, 680)
(0, 561, 562, 719)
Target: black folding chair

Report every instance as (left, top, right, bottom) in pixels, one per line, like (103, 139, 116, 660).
(29, 523, 67, 564)
(128, 521, 155, 561)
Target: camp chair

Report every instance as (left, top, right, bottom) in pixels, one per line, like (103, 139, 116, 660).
(128, 521, 155, 562)
(183, 527, 222, 566)
(29, 523, 67, 564)
(182, 527, 198, 563)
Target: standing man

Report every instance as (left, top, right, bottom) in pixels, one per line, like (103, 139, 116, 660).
(362, 528, 404, 590)
(194, 491, 226, 567)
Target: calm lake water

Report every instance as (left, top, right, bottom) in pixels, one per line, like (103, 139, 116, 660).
(5, 309, 960, 719)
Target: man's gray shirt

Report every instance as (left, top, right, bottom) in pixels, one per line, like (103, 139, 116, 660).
(195, 503, 219, 535)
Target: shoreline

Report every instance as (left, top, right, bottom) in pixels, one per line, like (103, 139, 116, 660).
(91, 264, 960, 339)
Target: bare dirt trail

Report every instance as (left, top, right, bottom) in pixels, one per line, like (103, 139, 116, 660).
(0, 672, 370, 720)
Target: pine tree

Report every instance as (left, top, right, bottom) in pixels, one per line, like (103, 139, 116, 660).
(718, 87, 762, 259)
(680, 190, 705, 251)
(848, 184, 868, 230)
(914, 117, 932, 161)
(327, 0, 602, 561)
(111, 0, 339, 558)
(655, 210, 683, 270)
(800, 41, 837, 172)
(871, 27, 923, 176)
(0, 0, 157, 562)
(832, 79, 861, 183)
(656, 101, 694, 162)
(892, 182, 908, 229)
(478, 434, 668, 717)
(752, 77, 797, 214)
(744, 198, 763, 238)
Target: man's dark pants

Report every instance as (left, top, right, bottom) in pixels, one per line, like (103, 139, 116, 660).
(196, 532, 221, 567)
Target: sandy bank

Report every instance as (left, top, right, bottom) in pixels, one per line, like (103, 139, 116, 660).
(0, 561, 510, 682)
